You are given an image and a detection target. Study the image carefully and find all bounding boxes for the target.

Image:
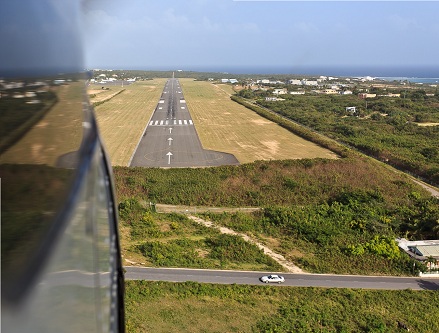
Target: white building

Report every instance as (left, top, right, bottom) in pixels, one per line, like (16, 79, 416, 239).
(303, 80, 318, 86)
(273, 88, 287, 95)
(288, 79, 302, 85)
(346, 106, 357, 115)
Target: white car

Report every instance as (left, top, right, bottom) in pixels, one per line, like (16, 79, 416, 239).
(260, 274, 285, 284)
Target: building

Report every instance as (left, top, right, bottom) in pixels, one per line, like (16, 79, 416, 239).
(358, 93, 377, 99)
(303, 80, 318, 86)
(322, 89, 338, 95)
(273, 88, 287, 95)
(265, 97, 285, 101)
(288, 79, 302, 85)
(397, 238, 439, 272)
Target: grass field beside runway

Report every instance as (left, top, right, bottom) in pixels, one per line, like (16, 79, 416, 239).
(91, 78, 337, 166)
(90, 79, 166, 166)
(179, 79, 338, 163)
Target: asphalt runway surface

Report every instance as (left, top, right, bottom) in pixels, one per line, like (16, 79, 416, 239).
(130, 78, 239, 167)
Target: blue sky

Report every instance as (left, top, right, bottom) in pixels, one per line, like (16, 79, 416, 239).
(83, 1, 439, 75)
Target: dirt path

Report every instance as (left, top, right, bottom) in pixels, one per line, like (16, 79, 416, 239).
(155, 203, 260, 214)
(412, 179, 439, 198)
(187, 215, 305, 274)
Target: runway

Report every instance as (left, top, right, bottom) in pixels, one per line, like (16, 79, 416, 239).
(130, 77, 239, 168)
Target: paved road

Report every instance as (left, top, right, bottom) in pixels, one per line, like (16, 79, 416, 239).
(124, 267, 439, 291)
(130, 78, 239, 167)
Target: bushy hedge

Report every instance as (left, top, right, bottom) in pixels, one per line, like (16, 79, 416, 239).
(200, 191, 439, 275)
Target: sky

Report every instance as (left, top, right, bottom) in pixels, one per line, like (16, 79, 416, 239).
(81, 1, 438, 76)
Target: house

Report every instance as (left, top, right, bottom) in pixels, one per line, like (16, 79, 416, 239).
(322, 89, 338, 95)
(289, 91, 305, 95)
(341, 90, 353, 95)
(265, 97, 284, 101)
(303, 80, 318, 86)
(397, 238, 439, 273)
(358, 93, 376, 99)
(273, 88, 287, 95)
(288, 79, 302, 85)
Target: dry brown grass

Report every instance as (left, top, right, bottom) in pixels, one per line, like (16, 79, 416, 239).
(88, 86, 125, 103)
(91, 78, 337, 166)
(180, 79, 338, 163)
(90, 80, 166, 166)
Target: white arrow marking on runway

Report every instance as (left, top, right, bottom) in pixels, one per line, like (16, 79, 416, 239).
(168, 137, 173, 146)
(168, 128, 173, 134)
(166, 152, 173, 165)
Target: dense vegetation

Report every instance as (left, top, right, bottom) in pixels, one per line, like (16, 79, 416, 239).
(119, 198, 282, 271)
(125, 280, 439, 333)
(114, 157, 422, 207)
(115, 156, 439, 275)
(249, 92, 439, 185)
(200, 191, 439, 274)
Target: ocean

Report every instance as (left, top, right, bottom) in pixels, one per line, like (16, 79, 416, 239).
(376, 77, 439, 84)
